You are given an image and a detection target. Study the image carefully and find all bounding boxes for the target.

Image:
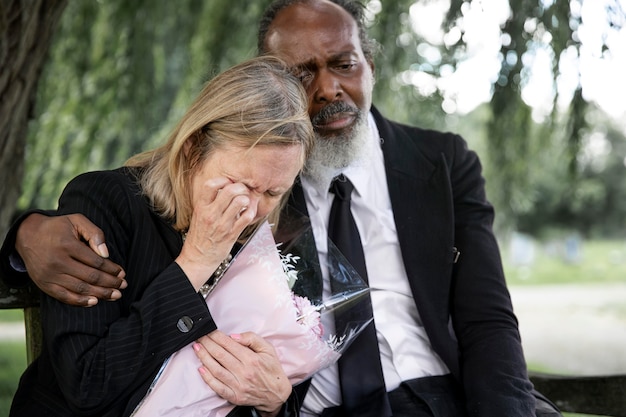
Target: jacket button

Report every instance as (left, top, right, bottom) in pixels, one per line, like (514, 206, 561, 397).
(177, 316, 194, 333)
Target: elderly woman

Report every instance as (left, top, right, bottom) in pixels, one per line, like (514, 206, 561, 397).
(10, 56, 314, 417)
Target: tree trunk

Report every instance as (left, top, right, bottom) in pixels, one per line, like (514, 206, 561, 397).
(0, 0, 67, 241)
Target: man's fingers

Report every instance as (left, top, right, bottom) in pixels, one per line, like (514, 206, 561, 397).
(35, 256, 126, 305)
(40, 283, 101, 307)
(56, 222, 127, 286)
(66, 260, 126, 294)
(16, 213, 127, 303)
(71, 250, 126, 284)
(67, 213, 108, 257)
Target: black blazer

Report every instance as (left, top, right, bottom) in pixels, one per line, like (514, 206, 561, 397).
(284, 107, 536, 416)
(7, 168, 302, 417)
(9, 167, 217, 416)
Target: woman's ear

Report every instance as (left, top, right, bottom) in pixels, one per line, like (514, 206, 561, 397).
(183, 137, 193, 158)
(183, 132, 205, 172)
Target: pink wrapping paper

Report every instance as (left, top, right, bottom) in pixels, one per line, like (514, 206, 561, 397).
(132, 221, 340, 417)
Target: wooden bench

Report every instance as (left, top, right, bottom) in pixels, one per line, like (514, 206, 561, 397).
(529, 371, 625, 416)
(1, 280, 624, 416)
(0, 280, 42, 364)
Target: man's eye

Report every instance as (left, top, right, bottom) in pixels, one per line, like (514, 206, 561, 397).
(337, 63, 356, 71)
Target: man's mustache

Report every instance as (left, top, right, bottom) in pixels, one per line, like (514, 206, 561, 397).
(311, 102, 361, 127)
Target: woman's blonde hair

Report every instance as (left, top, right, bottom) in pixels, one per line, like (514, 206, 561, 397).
(125, 56, 313, 232)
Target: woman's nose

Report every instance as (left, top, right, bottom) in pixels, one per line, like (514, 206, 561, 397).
(256, 196, 282, 221)
(248, 194, 266, 220)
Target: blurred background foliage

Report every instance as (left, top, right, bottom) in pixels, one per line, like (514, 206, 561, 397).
(7, 0, 626, 240)
(3, 4, 624, 414)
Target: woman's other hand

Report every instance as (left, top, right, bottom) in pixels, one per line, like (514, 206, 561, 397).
(193, 330, 291, 416)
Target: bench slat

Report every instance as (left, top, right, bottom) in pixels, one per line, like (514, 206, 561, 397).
(0, 284, 40, 309)
(530, 371, 626, 417)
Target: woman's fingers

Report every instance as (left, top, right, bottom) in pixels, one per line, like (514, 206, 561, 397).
(193, 331, 290, 412)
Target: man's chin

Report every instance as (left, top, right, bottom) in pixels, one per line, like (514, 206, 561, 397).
(314, 127, 349, 141)
(304, 118, 370, 187)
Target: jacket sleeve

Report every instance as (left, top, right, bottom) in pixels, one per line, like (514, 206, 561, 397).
(42, 170, 217, 415)
(446, 135, 536, 416)
(0, 209, 52, 288)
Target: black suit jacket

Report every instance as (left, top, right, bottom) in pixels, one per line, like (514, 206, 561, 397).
(7, 168, 301, 417)
(9, 167, 217, 416)
(283, 107, 536, 416)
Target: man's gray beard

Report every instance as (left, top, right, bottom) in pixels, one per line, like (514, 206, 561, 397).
(302, 115, 370, 188)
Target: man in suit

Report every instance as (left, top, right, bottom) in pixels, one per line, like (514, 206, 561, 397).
(2, 0, 561, 416)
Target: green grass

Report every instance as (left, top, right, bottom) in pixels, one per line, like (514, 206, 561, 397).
(503, 239, 626, 285)
(0, 310, 27, 415)
(0, 341, 26, 416)
(0, 309, 24, 322)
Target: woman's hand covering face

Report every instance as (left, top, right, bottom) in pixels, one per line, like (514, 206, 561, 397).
(177, 176, 257, 291)
(176, 143, 304, 291)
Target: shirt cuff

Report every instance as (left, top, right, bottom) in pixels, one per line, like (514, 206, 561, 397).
(9, 251, 27, 273)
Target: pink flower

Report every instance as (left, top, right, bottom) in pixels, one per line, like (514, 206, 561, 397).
(293, 295, 324, 338)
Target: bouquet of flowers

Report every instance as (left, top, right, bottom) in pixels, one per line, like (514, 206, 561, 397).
(132, 219, 371, 417)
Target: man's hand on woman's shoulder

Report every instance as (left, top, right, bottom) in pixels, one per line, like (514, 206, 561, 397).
(15, 213, 127, 306)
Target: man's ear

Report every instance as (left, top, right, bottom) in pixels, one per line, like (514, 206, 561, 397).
(368, 59, 376, 83)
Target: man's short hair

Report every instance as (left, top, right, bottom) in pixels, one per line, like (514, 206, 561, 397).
(257, 0, 378, 61)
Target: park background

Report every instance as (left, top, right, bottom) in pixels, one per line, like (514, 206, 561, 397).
(1, 0, 625, 416)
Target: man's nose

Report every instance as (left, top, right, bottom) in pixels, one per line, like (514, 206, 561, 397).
(312, 70, 342, 103)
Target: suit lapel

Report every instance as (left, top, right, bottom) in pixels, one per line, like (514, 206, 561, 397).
(373, 109, 454, 324)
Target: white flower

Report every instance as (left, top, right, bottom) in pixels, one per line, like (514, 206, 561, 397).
(277, 245, 300, 289)
(325, 333, 347, 352)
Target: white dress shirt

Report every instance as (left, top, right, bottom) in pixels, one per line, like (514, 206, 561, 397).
(300, 113, 449, 416)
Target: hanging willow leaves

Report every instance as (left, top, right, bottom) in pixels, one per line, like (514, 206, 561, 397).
(3, 0, 624, 237)
(18, 0, 262, 211)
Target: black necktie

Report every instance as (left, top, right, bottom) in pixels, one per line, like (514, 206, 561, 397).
(328, 174, 391, 417)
